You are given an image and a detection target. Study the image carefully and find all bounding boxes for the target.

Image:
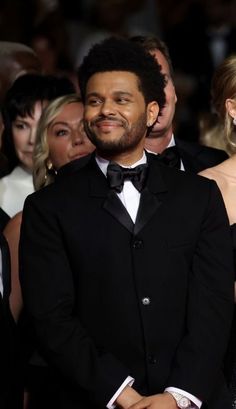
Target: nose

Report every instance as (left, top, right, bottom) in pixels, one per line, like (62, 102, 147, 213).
(100, 99, 116, 116)
(28, 127, 37, 145)
(71, 129, 84, 147)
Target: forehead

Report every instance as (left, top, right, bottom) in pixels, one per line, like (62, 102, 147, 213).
(53, 102, 84, 121)
(150, 50, 170, 76)
(86, 71, 141, 95)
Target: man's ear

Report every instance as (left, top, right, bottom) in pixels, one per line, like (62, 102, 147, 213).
(146, 101, 159, 127)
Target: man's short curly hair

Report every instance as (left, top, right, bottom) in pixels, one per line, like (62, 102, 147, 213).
(78, 36, 166, 112)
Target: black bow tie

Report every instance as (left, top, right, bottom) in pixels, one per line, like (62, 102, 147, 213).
(107, 162, 148, 193)
(157, 146, 181, 169)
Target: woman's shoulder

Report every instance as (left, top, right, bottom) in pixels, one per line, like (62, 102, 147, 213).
(3, 211, 22, 240)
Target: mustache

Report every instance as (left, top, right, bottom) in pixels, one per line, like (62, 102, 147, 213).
(90, 116, 126, 127)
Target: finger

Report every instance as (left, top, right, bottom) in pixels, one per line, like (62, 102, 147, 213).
(129, 397, 149, 409)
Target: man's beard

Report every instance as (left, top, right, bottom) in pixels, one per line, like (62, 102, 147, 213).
(84, 113, 147, 156)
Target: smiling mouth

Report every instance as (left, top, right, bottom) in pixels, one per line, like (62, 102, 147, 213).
(96, 121, 121, 127)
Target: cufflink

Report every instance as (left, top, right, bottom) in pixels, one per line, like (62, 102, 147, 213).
(167, 391, 191, 408)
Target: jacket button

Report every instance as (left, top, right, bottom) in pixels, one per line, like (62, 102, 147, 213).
(148, 355, 157, 364)
(142, 297, 150, 305)
(133, 239, 143, 249)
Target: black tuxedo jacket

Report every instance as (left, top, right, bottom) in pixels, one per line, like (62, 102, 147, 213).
(175, 137, 228, 173)
(20, 153, 234, 409)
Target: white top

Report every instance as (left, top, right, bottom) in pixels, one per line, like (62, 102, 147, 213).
(0, 165, 34, 217)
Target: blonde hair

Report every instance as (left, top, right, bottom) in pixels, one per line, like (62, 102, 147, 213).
(33, 94, 82, 191)
(211, 54, 236, 155)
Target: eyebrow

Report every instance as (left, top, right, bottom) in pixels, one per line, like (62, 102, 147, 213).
(50, 121, 70, 127)
(86, 91, 133, 98)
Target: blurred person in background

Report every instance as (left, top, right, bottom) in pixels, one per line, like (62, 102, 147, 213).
(0, 41, 42, 180)
(0, 73, 75, 223)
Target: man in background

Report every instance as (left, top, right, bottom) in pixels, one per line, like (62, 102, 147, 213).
(131, 35, 228, 173)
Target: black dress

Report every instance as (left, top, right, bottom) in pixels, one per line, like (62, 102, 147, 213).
(225, 224, 236, 408)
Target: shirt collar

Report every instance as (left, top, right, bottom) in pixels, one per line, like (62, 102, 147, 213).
(95, 151, 147, 177)
(167, 134, 175, 148)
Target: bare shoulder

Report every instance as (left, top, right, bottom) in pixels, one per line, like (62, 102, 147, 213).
(198, 164, 229, 187)
(3, 211, 23, 240)
(199, 166, 220, 180)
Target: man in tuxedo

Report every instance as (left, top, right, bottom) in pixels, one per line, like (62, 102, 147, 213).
(130, 35, 228, 173)
(19, 37, 234, 409)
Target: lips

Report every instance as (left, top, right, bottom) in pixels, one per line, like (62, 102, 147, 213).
(96, 120, 121, 127)
(93, 120, 123, 134)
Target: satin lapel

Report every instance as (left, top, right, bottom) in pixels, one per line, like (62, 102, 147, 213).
(134, 152, 168, 235)
(103, 191, 134, 233)
(88, 156, 134, 233)
(134, 187, 161, 235)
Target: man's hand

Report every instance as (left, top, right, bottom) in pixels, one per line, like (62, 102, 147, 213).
(128, 392, 178, 409)
(116, 385, 143, 409)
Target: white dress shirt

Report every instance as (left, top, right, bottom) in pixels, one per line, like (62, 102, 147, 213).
(96, 153, 201, 409)
(0, 165, 34, 217)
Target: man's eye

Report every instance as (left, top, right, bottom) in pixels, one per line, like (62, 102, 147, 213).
(116, 98, 129, 104)
(88, 99, 101, 106)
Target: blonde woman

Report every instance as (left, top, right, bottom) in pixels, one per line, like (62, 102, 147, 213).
(33, 93, 95, 190)
(199, 54, 236, 406)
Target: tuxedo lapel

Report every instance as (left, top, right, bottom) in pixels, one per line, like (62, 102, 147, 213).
(103, 191, 134, 233)
(134, 153, 167, 235)
(134, 187, 161, 235)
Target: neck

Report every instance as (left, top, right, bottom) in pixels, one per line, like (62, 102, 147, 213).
(97, 146, 145, 166)
(145, 131, 172, 154)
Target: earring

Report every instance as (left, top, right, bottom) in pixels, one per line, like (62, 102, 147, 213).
(46, 160, 57, 175)
(46, 160, 53, 171)
(233, 118, 236, 125)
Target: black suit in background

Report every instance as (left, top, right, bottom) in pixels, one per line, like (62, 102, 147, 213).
(19, 153, 234, 409)
(158, 137, 228, 174)
(175, 137, 228, 173)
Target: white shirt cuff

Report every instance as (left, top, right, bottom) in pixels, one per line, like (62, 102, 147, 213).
(165, 386, 202, 408)
(106, 376, 135, 409)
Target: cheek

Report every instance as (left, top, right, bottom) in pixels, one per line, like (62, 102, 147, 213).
(48, 140, 70, 169)
(12, 132, 27, 151)
(84, 107, 96, 122)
